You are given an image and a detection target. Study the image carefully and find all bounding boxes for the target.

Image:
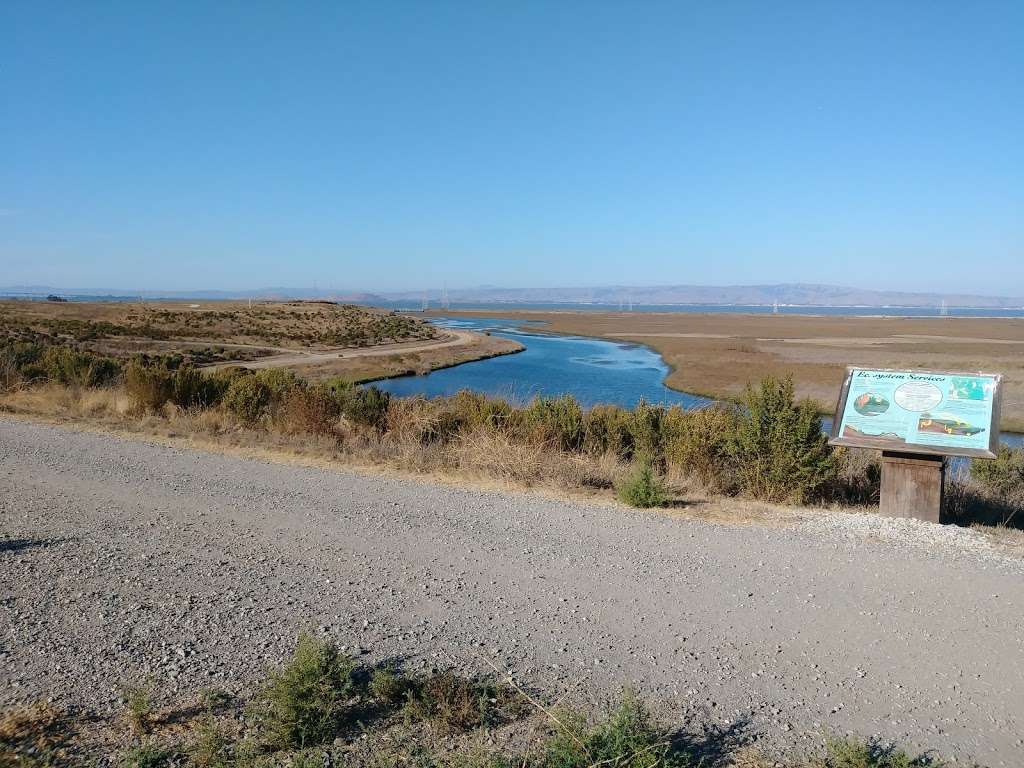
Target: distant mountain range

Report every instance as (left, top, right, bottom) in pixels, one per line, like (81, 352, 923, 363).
(3, 283, 1023, 309)
(382, 283, 1024, 308)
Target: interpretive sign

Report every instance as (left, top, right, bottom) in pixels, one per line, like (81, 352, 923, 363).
(829, 367, 1001, 460)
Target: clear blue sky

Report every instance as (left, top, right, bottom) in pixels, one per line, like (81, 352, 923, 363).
(2, 1, 1021, 294)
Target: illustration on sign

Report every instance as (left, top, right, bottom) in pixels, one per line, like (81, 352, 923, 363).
(832, 369, 999, 456)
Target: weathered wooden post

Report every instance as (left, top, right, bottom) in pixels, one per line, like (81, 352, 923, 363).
(829, 367, 1001, 524)
(878, 451, 945, 523)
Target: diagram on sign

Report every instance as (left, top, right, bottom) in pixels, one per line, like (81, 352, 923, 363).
(833, 368, 998, 456)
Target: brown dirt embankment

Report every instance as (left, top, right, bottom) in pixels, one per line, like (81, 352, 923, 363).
(431, 309, 1024, 431)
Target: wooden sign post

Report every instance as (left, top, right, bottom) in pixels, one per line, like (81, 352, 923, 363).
(829, 368, 1001, 524)
(878, 451, 945, 523)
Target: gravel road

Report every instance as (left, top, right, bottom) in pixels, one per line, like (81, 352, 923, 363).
(2, 417, 1023, 764)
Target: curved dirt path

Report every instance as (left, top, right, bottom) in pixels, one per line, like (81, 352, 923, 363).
(204, 329, 478, 370)
(2, 419, 1023, 765)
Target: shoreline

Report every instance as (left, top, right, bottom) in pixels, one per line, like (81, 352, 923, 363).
(423, 308, 1024, 435)
(351, 338, 524, 384)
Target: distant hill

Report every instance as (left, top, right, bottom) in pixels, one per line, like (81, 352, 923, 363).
(3, 283, 1022, 309)
(380, 283, 1024, 309)
(0, 285, 387, 304)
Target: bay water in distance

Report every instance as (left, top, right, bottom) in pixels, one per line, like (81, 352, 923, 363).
(375, 316, 1024, 449)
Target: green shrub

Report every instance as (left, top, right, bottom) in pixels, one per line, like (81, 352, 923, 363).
(662, 405, 739, 492)
(627, 399, 665, 464)
(404, 671, 527, 732)
(171, 366, 227, 409)
(732, 376, 836, 504)
(250, 633, 357, 750)
(326, 381, 391, 430)
(255, 368, 302, 401)
(368, 668, 414, 706)
(119, 744, 175, 768)
(972, 445, 1024, 499)
(616, 461, 668, 508)
(4, 341, 45, 370)
(815, 736, 922, 768)
(523, 395, 584, 451)
(582, 404, 633, 458)
(450, 390, 515, 432)
(40, 346, 121, 387)
(119, 680, 155, 734)
(541, 693, 689, 768)
(351, 386, 392, 430)
(189, 713, 232, 768)
(223, 375, 271, 424)
(125, 364, 175, 413)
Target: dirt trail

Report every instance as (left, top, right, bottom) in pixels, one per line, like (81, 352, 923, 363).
(204, 329, 478, 370)
(2, 419, 1023, 765)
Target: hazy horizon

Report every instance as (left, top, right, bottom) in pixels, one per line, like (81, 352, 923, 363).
(4, 279, 1024, 306)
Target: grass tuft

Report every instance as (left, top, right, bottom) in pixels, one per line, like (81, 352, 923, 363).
(250, 632, 357, 750)
(541, 692, 689, 768)
(616, 461, 668, 508)
(120, 680, 156, 734)
(369, 668, 415, 707)
(405, 671, 529, 732)
(118, 743, 177, 768)
(813, 736, 940, 767)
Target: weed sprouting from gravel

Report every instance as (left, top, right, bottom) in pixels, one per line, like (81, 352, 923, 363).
(616, 461, 668, 508)
(119, 742, 178, 768)
(540, 692, 690, 768)
(403, 670, 529, 732)
(249, 632, 357, 750)
(0, 673, 958, 768)
(814, 736, 939, 768)
(368, 668, 415, 707)
(121, 680, 156, 734)
(189, 714, 234, 768)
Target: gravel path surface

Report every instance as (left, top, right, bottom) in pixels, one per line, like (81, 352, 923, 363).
(2, 417, 1023, 764)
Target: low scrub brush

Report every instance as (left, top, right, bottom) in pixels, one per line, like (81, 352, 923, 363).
(541, 693, 689, 768)
(250, 633, 357, 750)
(616, 461, 668, 508)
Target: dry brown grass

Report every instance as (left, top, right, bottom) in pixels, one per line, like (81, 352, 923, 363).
(0, 385, 891, 534)
(436, 309, 1024, 431)
(0, 702, 77, 763)
(0, 299, 432, 349)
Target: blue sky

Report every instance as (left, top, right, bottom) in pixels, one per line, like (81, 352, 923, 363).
(2, 1, 1021, 294)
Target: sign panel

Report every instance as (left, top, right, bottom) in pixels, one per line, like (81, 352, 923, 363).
(829, 367, 1002, 459)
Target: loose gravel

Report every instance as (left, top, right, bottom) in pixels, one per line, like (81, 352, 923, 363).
(2, 417, 1024, 765)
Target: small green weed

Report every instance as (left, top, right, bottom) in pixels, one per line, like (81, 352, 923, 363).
(541, 693, 689, 768)
(814, 736, 939, 767)
(616, 462, 668, 508)
(120, 680, 155, 734)
(119, 743, 176, 768)
(369, 668, 415, 706)
(405, 671, 528, 732)
(249, 633, 357, 750)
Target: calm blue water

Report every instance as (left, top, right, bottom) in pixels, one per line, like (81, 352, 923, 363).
(376, 317, 707, 409)
(376, 317, 1024, 449)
